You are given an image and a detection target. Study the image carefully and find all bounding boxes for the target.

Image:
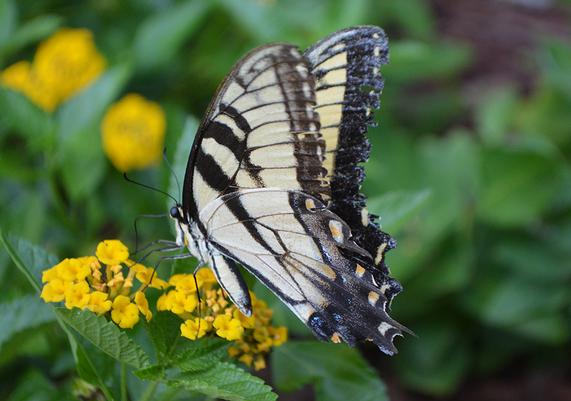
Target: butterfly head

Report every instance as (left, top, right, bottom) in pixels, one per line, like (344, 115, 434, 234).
(169, 204, 188, 247)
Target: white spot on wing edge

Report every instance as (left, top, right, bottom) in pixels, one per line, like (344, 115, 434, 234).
(378, 322, 392, 336)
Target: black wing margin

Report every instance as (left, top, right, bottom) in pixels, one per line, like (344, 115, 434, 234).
(304, 26, 402, 309)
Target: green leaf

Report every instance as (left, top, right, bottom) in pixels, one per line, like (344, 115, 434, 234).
(385, 40, 471, 83)
(367, 189, 431, 233)
(2, 15, 62, 57)
(168, 116, 199, 207)
(60, 126, 107, 201)
(56, 308, 151, 369)
(137, 337, 229, 380)
(134, 0, 210, 72)
(477, 146, 560, 227)
(0, 295, 55, 350)
(168, 361, 277, 401)
(475, 86, 519, 145)
(394, 322, 469, 396)
(0, 232, 115, 399)
(0, 87, 54, 139)
(56, 64, 131, 142)
(272, 341, 388, 401)
(0, 0, 16, 50)
(146, 312, 184, 362)
(0, 230, 58, 291)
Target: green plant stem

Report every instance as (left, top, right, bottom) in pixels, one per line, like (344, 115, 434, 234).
(139, 381, 159, 401)
(121, 363, 128, 401)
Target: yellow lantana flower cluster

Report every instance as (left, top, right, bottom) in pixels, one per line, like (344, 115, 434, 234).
(101, 94, 166, 172)
(157, 269, 288, 371)
(40, 240, 166, 329)
(40, 239, 288, 370)
(0, 28, 106, 112)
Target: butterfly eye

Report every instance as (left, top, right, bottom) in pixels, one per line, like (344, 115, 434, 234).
(170, 206, 180, 219)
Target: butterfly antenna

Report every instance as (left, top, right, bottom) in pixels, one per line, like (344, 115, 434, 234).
(123, 173, 179, 205)
(163, 148, 182, 201)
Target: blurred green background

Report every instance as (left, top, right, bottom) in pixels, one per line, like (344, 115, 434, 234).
(1, 0, 571, 400)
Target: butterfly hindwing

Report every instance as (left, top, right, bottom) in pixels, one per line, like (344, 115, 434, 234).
(200, 188, 407, 354)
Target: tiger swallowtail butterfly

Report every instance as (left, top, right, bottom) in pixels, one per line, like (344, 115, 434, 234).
(169, 26, 409, 355)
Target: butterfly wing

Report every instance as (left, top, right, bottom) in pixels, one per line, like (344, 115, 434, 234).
(305, 26, 401, 305)
(200, 188, 407, 354)
(182, 44, 329, 222)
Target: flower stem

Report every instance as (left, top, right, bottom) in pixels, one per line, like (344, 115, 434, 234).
(120, 362, 128, 401)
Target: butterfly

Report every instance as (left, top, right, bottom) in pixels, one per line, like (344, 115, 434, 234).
(169, 26, 409, 355)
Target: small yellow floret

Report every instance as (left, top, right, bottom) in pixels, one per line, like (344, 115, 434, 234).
(135, 292, 152, 322)
(254, 356, 266, 371)
(86, 291, 112, 314)
(169, 274, 198, 293)
(96, 240, 129, 265)
(64, 281, 91, 309)
(213, 315, 244, 341)
(196, 268, 217, 288)
(269, 326, 288, 347)
(180, 318, 210, 340)
(40, 278, 67, 302)
(111, 295, 139, 329)
(131, 263, 168, 289)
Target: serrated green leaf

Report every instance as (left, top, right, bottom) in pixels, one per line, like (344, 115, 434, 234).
(272, 341, 388, 401)
(368, 189, 431, 233)
(56, 308, 150, 369)
(134, 1, 210, 72)
(136, 337, 229, 380)
(0, 231, 58, 291)
(147, 312, 184, 362)
(0, 232, 115, 399)
(0, 295, 55, 350)
(0, 87, 54, 139)
(56, 64, 131, 142)
(168, 361, 277, 401)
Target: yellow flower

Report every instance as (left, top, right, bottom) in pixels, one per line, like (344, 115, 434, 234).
(59, 258, 92, 282)
(34, 28, 105, 101)
(64, 281, 90, 309)
(196, 268, 217, 288)
(233, 308, 255, 329)
(86, 291, 112, 314)
(135, 292, 152, 322)
(213, 315, 244, 341)
(238, 353, 253, 367)
(269, 326, 288, 347)
(180, 318, 210, 340)
(169, 274, 199, 293)
(131, 263, 168, 289)
(0, 61, 60, 111)
(96, 240, 129, 265)
(254, 356, 266, 371)
(111, 295, 140, 329)
(101, 94, 166, 171)
(40, 278, 67, 302)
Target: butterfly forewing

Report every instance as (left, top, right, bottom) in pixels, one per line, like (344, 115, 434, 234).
(183, 44, 329, 221)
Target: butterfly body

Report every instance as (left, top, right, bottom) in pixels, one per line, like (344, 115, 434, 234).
(170, 26, 409, 355)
